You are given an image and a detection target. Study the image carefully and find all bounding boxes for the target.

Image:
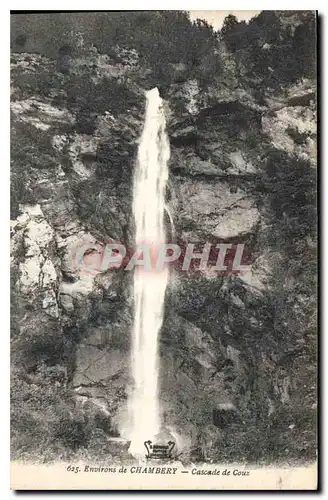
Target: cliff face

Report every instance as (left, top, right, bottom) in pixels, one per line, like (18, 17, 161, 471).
(11, 11, 317, 463)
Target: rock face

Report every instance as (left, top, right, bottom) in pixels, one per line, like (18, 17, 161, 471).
(11, 11, 317, 463)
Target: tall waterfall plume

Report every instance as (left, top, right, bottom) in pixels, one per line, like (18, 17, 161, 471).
(128, 87, 170, 456)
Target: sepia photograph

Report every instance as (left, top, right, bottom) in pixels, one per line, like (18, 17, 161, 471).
(10, 9, 318, 490)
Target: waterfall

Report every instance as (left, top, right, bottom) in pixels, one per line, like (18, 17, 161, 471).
(128, 87, 170, 456)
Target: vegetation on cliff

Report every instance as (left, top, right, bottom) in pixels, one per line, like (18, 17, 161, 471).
(11, 11, 317, 463)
